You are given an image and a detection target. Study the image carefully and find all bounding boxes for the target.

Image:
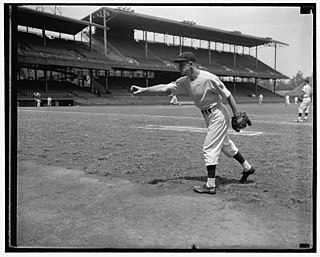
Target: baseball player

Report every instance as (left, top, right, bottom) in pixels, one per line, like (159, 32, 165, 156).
(169, 94, 181, 106)
(33, 92, 41, 107)
(47, 96, 52, 107)
(259, 94, 263, 105)
(131, 52, 255, 194)
(285, 95, 290, 107)
(296, 78, 312, 122)
(35, 98, 41, 107)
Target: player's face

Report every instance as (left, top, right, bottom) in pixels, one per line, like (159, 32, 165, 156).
(178, 61, 190, 75)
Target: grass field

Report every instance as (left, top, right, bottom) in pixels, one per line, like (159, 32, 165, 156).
(17, 102, 314, 249)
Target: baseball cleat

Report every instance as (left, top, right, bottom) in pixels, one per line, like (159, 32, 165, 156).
(193, 185, 216, 194)
(239, 167, 255, 184)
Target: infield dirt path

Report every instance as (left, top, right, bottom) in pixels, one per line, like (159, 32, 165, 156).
(17, 161, 311, 250)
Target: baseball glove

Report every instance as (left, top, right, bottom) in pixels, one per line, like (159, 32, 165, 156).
(298, 96, 303, 102)
(232, 112, 252, 132)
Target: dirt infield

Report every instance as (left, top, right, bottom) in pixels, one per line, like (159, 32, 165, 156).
(16, 104, 314, 250)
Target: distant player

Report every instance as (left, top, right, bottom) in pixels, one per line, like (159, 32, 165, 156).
(259, 94, 263, 105)
(169, 94, 181, 106)
(294, 96, 298, 104)
(131, 52, 255, 195)
(285, 95, 290, 107)
(35, 98, 41, 107)
(34, 92, 41, 107)
(47, 96, 52, 107)
(296, 78, 312, 122)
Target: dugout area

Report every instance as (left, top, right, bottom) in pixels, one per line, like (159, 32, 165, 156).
(12, 5, 289, 106)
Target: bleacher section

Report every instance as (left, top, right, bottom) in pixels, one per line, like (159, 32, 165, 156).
(17, 30, 284, 106)
(224, 82, 283, 103)
(18, 31, 114, 62)
(18, 30, 283, 78)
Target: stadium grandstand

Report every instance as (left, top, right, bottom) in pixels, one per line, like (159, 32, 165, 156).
(15, 6, 289, 106)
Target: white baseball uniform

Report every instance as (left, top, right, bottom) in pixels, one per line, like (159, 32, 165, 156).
(170, 95, 179, 105)
(285, 95, 290, 107)
(169, 70, 238, 166)
(35, 98, 41, 107)
(259, 94, 263, 105)
(298, 84, 312, 114)
(47, 96, 52, 107)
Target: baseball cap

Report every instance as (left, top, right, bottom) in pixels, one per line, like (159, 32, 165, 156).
(173, 52, 196, 63)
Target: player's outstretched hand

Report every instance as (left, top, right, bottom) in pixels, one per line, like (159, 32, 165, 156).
(130, 85, 145, 95)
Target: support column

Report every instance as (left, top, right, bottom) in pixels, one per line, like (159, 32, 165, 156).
(208, 41, 211, 65)
(42, 27, 46, 46)
(255, 78, 258, 95)
(103, 9, 107, 56)
(179, 36, 182, 54)
(81, 70, 84, 87)
(105, 70, 109, 91)
(90, 69, 94, 93)
(89, 26, 92, 52)
(44, 69, 48, 92)
(273, 79, 276, 93)
(233, 76, 236, 95)
(233, 45, 236, 67)
(145, 71, 149, 87)
(255, 46, 258, 69)
(274, 43, 277, 70)
(144, 30, 148, 59)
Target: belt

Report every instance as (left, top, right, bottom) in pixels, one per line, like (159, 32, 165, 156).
(201, 108, 213, 115)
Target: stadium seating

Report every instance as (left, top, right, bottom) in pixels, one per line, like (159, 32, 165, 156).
(17, 30, 284, 105)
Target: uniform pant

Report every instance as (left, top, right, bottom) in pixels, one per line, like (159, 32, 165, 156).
(202, 104, 238, 166)
(298, 97, 311, 114)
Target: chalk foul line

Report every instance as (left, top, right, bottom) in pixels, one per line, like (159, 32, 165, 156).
(138, 125, 264, 136)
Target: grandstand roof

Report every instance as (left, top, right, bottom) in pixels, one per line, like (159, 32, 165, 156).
(17, 7, 108, 35)
(82, 7, 288, 48)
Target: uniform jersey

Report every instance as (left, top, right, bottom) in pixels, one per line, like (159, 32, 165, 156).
(302, 84, 312, 98)
(169, 70, 231, 110)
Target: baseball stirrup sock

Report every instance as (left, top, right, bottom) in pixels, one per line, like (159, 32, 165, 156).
(206, 165, 216, 178)
(206, 165, 216, 187)
(233, 151, 245, 164)
(233, 152, 251, 171)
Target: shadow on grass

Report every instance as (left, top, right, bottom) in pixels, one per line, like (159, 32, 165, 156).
(148, 175, 244, 185)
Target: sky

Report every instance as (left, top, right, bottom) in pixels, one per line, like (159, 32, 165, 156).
(25, 4, 314, 78)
